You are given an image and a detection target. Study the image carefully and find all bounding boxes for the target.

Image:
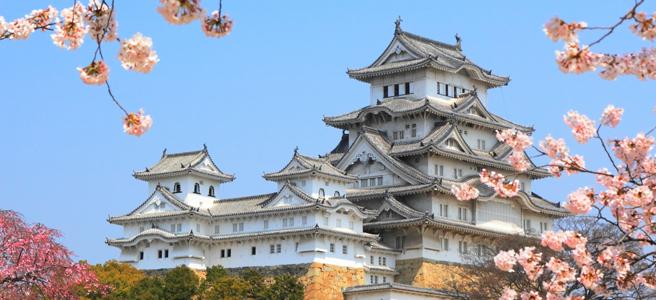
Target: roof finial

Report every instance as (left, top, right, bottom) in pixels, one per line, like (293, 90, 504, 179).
(294, 146, 298, 154)
(395, 16, 403, 30)
(455, 33, 462, 50)
(162, 148, 167, 157)
(203, 143, 207, 150)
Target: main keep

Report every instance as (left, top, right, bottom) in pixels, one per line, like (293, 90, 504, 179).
(107, 22, 570, 300)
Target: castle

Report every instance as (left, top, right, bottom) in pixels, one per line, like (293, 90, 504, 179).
(106, 20, 570, 300)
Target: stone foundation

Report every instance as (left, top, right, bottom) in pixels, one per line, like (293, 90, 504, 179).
(395, 258, 467, 289)
(144, 263, 365, 300)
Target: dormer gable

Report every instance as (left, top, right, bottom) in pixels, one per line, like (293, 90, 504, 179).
(126, 186, 191, 217)
(438, 127, 474, 155)
(264, 182, 317, 208)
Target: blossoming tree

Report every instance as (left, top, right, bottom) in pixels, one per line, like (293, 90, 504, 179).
(0, 210, 106, 299)
(0, 0, 234, 137)
(450, 3, 656, 298)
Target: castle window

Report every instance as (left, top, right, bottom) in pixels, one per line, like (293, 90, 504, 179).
(378, 257, 382, 265)
(208, 186, 215, 197)
(435, 165, 444, 176)
(437, 82, 441, 95)
(227, 249, 231, 257)
(383, 86, 389, 98)
(139, 252, 144, 260)
(334, 191, 340, 197)
(330, 243, 335, 253)
(440, 204, 448, 218)
(445, 84, 450, 97)
(459, 241, 468, 254)
(382, 257, 386, 266)
(521, 182, 526, 191)
(276, 244, 281, 253)
(349, 221, 354, 230)
(233, 222, 244, 232)
(377, 177, 383, 186)
(214, 225, 220, 234)
(458, 207, 468, 221)
(264, 220, 269, 229)
(139, 227, 144, 233)
(165, 250, 169, 258)
(318, 188, 325, 199)
(411, 123, 417, 137)
(369, 178, 376, 186)
(177, 224, 182, 232)
(395, 236, 406, 249)
(383, 277, 386, 283)
(173, 182, 181, 193)
(361, 179, 368, 188)
(453, 168, 462, 179)
(251, 247, 257, 255)
(405, 82, 411, 94)
(221, 249, 226, 257)
(193, 183, 200, 194)
(302, 216, 307, 225)
(270, 245, 275, 254)
(342, 245, 348, 254)
(454, 87, 459, 97)
(301, 180, 306, 187)
(477, 139, 486, 150)
(524, 219, 532, 232)
(158, 250, 163, 259)
(370, 256, 374, 264)
(196, 224, 201, 233)
(394, 84, 399, 96)
(296, 243, 299, 252)
(443, 238, 449, 251)
(414, 157, 420, 164)
(171, 224, 176, 232)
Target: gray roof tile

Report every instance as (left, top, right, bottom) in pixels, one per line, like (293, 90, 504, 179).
(133, 147, 235, 182)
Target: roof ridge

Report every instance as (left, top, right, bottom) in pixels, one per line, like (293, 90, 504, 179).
(162, 149, 206, 158)
(218, 192, 277, 203)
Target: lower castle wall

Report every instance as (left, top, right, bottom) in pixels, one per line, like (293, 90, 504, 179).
(394, 257, 467, 289)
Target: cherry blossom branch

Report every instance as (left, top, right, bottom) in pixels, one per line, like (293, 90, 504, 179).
(580, 0, 645, 50)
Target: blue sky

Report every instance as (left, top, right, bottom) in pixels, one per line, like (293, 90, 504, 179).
(1, 1, 654, 264)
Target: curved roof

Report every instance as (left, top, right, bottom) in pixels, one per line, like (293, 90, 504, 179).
(133, 147, 235, 182)
(263, 151, 358, 182)
(346, 27, 510, 89)
(343, 282, 455, 298)
(323, 94, 534, 133)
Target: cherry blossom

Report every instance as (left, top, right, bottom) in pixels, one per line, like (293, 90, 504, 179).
(451, 184, 479, 201)
(500, 287, 518, 300)
(563, 187, 595, 214)
(0, 17, 6, 36)
(494, 250, 517, 272)
(539, 135, 569, 159)
(521, 291, 541, 300)
(157, 0, 204, 25)
(28, 6, 58, 30)
(201, 10, 234, 38)
(83, 0, 118, 42)
(480, 169, 520, 198)
(608, 133, 655, 166)
(78, 60, 110, 85)
(600, 104, 624, 128)
(117, 32, 159, 73)
(630, 11, 656, 41)
(6, 18, 35, 40)
(509, 151, 530, 172)
(543, 16, 586, 43)
(578, 265, 603, 288)
(0, 210, 105, 299)
(517, 247, 544, 280)
(555, 42, 600, 75)
(123, 109, 153, 137)
(496, 129, 533, 152)
(541, 231, 568, 252)
(51, 3, 88, 50)
(563, 110, 596, 144)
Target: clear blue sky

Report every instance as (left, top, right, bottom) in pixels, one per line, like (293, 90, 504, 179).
(1, 1, 654, 264)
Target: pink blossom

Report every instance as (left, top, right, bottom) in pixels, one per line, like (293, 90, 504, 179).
(83, 0, 118, 42)
(600, 105, 623, 128)
(494, 250, 517, 272)
(578, 265, 603, 288)
(599, 48, 656, 81)
(539, 135, 569, 159)
(28, 6, 59, 30)
(562, 155, 585, 175)
(518, 247, 544, 280)
(630, 11, 656, 41)
(123, 109, 153, 137)
(157, 0, 204, 25)
(547, 160, 564, 178)
(77, 60, 110, 85)
(480, 169, 520, 198)
(500, 287, 518, 300)
(6, 18, 35, 40)
(543, 16, 586, 43)
(572, 245, 593, 267)
(563, 187, 595, 214)
(451, 184, 479, 201)
(496, 129, 533, 152)
(117, 32, 159, 73)
(201, 10, 234, 38)
(563, 231, 587, 248)
(0, 16, 6, 36)
(640, 274, 656, 289)
(51, 3, 89, 50)
(509, 151, 530, 172)
(555, 42, 600, 75)
(622, 185, 654, 207)
(541, 231, 567, 251)
(521, 291, 542, 300)
(609, 133, 655, 166)
(564, 110, 596, 144)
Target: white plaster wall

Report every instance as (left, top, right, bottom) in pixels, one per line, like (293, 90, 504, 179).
(364, 273, 391, 284)
(522, 209, 555, 235)
(147, 174, 222, 206)
(345, 290, 447, 300)
(349, 161, 404, 188)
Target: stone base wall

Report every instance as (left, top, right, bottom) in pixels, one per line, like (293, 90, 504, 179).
(395, 258, 467, 289)
(144, 263, 365, 300)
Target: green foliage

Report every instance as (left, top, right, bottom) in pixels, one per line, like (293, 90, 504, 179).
(128, 276, 165, 300)
(199, 265, 228, 291)
(242, 268, 267, 300)
(200, 277, 252, 300)
(265, 274, 305, 300)
(78, 259, 145, 300)
(164, 265, 200, 300)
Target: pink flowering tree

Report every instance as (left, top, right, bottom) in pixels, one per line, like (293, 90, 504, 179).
(0, 0, 234, 137)
(0, 210, 107, 299)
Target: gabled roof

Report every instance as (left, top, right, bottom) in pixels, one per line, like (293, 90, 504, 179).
(375, 194, 425, 219)
(364, 241, 402, 254)
(263, 150, 358, 182)
(343, 282, 455, 298)
(133, 147, 235, 183)
(108, 185, 195, 224)
(346, 25, 510, 89)
(336, 127, 434, 184)
(323, 94, 534, 133)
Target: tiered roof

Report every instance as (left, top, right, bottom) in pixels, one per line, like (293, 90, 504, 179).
(346, 24, 510, 89)
(343, 282, 456, 299)
(263, 150, 358, 182)
(324, 94, 534, 133)
(133, 146, 235, 182)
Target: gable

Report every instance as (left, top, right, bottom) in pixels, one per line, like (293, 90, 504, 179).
(373, 40, 419, 67)
(439, 129, 474, 155)
(284, 160, 306, 171)
(194, 157, 218, 173)
(134, 191, 182, 215)
(374, 209, 409, 222)
(265, 185, 315, 208)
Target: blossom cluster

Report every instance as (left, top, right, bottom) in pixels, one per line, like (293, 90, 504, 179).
(480, 169, 520, 198)
(83, 0, 118, 42)
(450, 184, 479, 201)
(563, 110, 596, 144)
(117, 33, 160, 73)
(123, 109, 153, 137)
(543, 16, 586, 43)
(51, 3, 88, 50)
(201, 11, 234, 38)
(77, 59, 110, 85)
(630, 11, 656, 41)
(157, 0, 204, 25)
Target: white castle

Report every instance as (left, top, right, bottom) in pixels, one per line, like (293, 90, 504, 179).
(107, 20, 569, 300)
